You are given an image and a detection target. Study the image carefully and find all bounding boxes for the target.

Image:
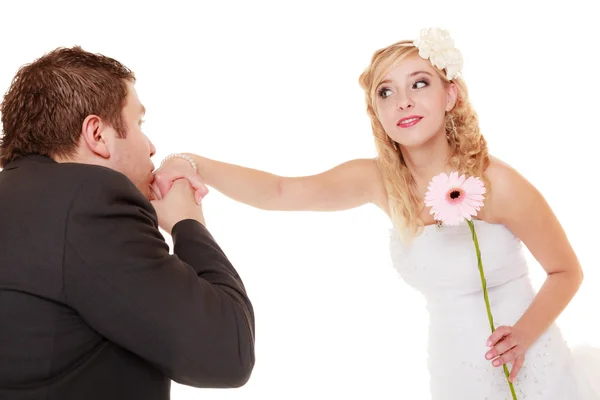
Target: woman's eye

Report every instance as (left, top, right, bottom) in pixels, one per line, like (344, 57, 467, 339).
(378, 88, 393, 98)
(413, 80, 428, 89)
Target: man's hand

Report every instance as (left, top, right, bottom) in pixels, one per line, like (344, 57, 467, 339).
(151, 179, 206, 233)
(152, 157, 208, 204)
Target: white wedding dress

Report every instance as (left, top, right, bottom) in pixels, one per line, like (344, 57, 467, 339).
(390, 220, 600, 399)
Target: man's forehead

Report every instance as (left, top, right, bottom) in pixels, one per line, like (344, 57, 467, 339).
(124, 81, 145, 115)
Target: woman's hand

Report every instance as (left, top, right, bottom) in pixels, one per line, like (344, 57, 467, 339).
(485, 325, 532, 382)
(152, 157, 208, 204)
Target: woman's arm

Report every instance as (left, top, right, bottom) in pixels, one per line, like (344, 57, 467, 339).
(483, 157, 583, 380)
(170, 154, 389, 213)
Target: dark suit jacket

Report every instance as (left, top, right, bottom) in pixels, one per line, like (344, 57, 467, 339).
(0, 155, 255, 400)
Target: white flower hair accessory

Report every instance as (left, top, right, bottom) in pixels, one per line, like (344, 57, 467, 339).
(413, 28, 463, 80)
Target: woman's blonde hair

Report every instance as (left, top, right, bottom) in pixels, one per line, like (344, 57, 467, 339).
(358, 40, 490, 236)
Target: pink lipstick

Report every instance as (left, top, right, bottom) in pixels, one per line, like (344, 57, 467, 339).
(397, 115, 422, 128)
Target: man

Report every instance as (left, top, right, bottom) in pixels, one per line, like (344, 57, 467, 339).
(0, 46, 255, 400)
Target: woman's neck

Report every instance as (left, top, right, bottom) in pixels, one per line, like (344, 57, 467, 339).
(400, 136, 452, 192)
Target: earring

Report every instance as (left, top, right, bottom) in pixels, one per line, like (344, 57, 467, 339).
(446, 114, 458, 141)
(392, 141, 399, 151)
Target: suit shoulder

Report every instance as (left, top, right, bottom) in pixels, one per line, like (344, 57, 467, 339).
(62, 164, 155, 218)
(60, 163, 138, 190)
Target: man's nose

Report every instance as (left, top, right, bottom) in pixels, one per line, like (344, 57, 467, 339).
(148, 137, 156, 157)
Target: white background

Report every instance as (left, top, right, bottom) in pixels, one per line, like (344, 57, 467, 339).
(1, 1, 598, 398)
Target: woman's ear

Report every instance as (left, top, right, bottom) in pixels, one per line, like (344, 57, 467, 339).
(445, 83, 458, 112)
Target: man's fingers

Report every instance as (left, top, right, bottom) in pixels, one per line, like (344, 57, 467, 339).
(150, 182, 162, 200)
(155, 177, 174, 198)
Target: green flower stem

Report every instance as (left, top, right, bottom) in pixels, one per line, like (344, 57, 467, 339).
(467, 219, 518, 400)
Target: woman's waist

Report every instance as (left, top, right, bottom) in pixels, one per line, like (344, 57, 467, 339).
(423, 281, 536, 352)
(425, 275, 536, 315)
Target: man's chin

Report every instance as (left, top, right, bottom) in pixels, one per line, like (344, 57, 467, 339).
(138, 183, 154, 201)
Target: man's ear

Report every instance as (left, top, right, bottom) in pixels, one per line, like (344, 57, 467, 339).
(81, 115, 111, 159)
(445, 83, 459, 112)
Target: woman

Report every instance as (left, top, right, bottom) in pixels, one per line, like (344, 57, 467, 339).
(152, 28, 599, 399)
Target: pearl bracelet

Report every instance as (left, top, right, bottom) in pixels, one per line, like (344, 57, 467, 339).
(160, 153, 198, 173)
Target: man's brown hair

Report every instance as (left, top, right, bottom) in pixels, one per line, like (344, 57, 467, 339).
(0, 46, 136, 167)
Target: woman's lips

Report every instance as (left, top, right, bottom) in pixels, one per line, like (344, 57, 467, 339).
(397, 116, 422, 128)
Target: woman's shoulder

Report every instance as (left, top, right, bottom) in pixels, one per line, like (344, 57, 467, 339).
(484, 154, 530, 187)
(485, 155, 516, 177)
(480, 155, 536, 223)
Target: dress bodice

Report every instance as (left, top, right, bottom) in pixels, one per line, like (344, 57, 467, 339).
(389, 220, 527, 301)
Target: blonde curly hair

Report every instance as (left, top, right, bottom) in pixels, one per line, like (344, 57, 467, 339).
(358, 40, 490, 236)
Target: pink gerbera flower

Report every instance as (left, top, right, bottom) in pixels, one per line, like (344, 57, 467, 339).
(424, 172, 486, 226)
